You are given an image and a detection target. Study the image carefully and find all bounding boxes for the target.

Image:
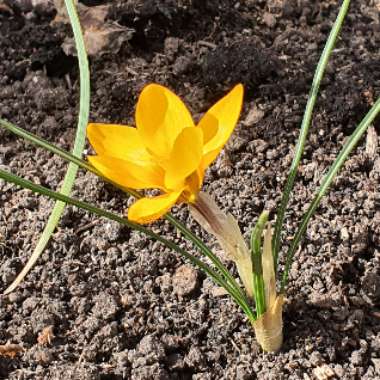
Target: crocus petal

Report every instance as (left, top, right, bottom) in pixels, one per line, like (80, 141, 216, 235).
(185, 169, 204, 197)
(87, 123, 152, 164)
(88, 155, 165, 190)
(198, 84, 243, 168)
(128, 190, 183, 224)
(163, 127, 203, 190)
(136, 84, 194, 158)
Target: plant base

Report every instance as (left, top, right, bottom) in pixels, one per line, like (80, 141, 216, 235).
(252, 295, 284, 352)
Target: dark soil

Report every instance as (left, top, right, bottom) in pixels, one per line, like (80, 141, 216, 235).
(1, 0, 380, 379)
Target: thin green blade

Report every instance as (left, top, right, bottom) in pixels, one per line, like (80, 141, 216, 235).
(250, 211, 269, 316)
(0, 119, 251, 305)
(4, 0, 90, 294)
(281, 95, 380, 291)
(272, 0, 351, 269)
(0, 168, 255, 322)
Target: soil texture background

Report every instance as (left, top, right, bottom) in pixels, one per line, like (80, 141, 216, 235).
(0, 0, 380, 379)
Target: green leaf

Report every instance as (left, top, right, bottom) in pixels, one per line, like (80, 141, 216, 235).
(250, 211, 269, 274)
(4, 0, 90, 294)
(0, 118, 250, 306)
(250, 211, 269, 316)
(0, 167, 255, 322)
(281, 95, 380, 291)
(0, 118, 98, 176)
(273, 0, 351, 269)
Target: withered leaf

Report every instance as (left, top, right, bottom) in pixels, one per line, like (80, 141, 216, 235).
(52, 0, 79, 23)
(37, 325, 54, 345)
(366, 125, 378, 158)
(62, 23, 133, 57)
(53, 1, 133, 56)
(0, 344, 23, 358)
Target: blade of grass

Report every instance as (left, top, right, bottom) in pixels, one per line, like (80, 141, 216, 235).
(250, 211, 269, 317)
(273, 0, 351, 269)
(0, 168, 255, 322)
(0, 118, 249, 303)
(4, 0, 90, 294)
(0, 118, 96, 174)
(281, 96, 380, 291)
(165, 214, 251, 305)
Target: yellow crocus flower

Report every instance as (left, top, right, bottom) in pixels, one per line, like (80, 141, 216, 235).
(87, 83, 243, 224)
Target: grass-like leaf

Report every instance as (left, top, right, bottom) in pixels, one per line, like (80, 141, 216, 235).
(0, 167, 256, 322)
(250, 211, 269, 316)
(0, 118, 249, 305)
(273, 0, 351, 269)
(0, 118, 95, 174)
(281, 95, 380, 291)
(4, 0, 90, 294)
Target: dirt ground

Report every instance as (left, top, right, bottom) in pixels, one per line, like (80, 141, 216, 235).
(0, 0, 380, 379)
